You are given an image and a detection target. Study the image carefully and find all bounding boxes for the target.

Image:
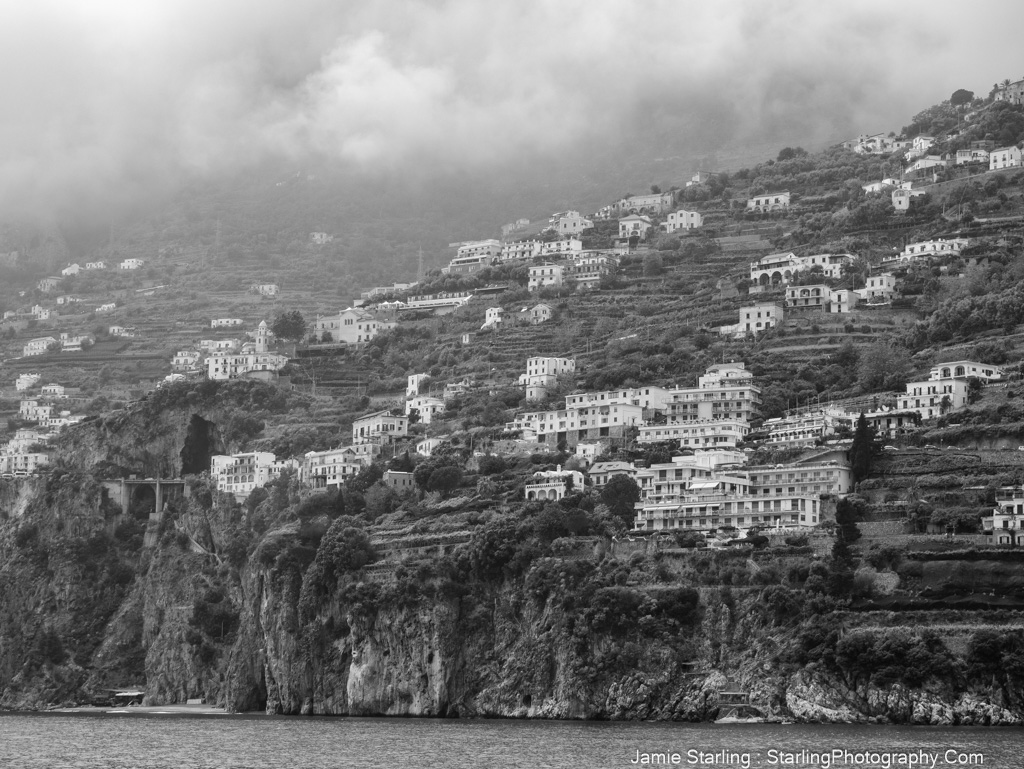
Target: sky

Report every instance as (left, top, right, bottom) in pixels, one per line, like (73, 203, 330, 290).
(0, 0, 1022, 221)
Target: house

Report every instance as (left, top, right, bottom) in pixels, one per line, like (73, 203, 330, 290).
(61, 263, 81, 276)
(251, 284, 280, 297)
(565, 386, 672, 413)
(509, 403, 643, 449)
(172, 350, 202, 371)
(750, 252, 801, 285)
(829, 289, 858, 314)
(60, 333, 94, 352)
(615, 192, 674, 216)
(956, 148, 990, 165)
(31, 305, 51, 320)
(785, 285, 829, 311)
(663, 209, 703, 232)
(207, 349, 286, 381)
(528, 264, 564, 292)
(525, 465, 585, 501)
(906, 155, 950, 175)
(746, 191, 791, 212)
(383, 470, 415, 490)
(15, 373, 40, 391)
(540, 239, 583, 257)
(892, 238, 969, 264)
(96, 303, 117, 314)
(746, 458, 853, 497)
(500, 218, 530, 237)
(929, 361, 1003, 382)
(500, 240, 542, 261)
(990, 146, 1022, 171)
(897, 378, 971, 421)
(22, 337, 57, 357)
(763, 408, 846, 448)
(0, 452, 49, 476)
(527, 304, 553, 325)
(84, 261, 106, 270)
(19, 400, 54, 422)
(518, 356, 575, 401)
(481, 307, 504, 329)
(994, 79, 1024, 106)
(352, 410, 409, 444)
(109, 326, 136, 337)
(737, 303, 783, 334)
(549, 211, 593, 236)
(313, 307, 394, 345)
(982, 487, 1024, 545)
(637, 419, 750, 449)
(310, 232, 334, 245)
(300, 446, 371, 489)
(37, 277, 61, 292)
(407, 373, 429, 398)
(442, 240, 502, 274)
(56, 295, 81, 305)
(119, 258, 144, 270)
(211, 318, 245, 328)
(686, 171, 711, 187)
(406, 395, 445, 425)
(443, 379, 472, 401)
(570, 251, 618, 289)
(618, 214, 653, 240)
(199, 339, 239, 353)
(858, 273, 897, 302)
(40, 383, 66, 398)
(664, 363, 760, 425)
(892, 187, 926, 213)
(588, 461, 636, 488)
(211, 452, 297, 500)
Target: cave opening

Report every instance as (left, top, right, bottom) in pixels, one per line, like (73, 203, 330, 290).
(180, 415, 220, 476)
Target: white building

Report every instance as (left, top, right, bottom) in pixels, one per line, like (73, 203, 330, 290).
(40, 383, 65, 398)
(61, 263, 81, 276)
(407, 395, 446, 424)
(737, 303, 783, 334)
(119, 258, 144, 270)
(482, 307, 505, 329)
(746, 191, 791, 212)
(983, 487, 1024, 545)
(763, 408, 846, 448)
(109, 326, 136, 337)
(211, 452, 296, 500)
(616, 192, 674, 215)
(84, 261, 106, 270)
(0, 452, 49, 476)
(637, 419, 749, 449)
(207, 351, 288, 381)
(897, 378, 971, 421)
(525, 466, 586, 501)
(96, 303, 117, 315)
(300, 446, 371, 489)
(549, 211, 593, 236)
(310, 232, 334, 245)
(892, 238, 969, 264)
(665, 363, 760, 424)
(526, 303, 553, 325)
(211, 318, 245, 328)
(519, 356, 575, 400)
(352, 410, 409, 444)
(929, 361, 1003, 382)
(251, 284, 280, 297)
(892, 187, 927, 212)
(990, 146, 1022, 171)
(588, 461, 636, 488)
(15, 373, 40, 391)
(172, 350, 202, 371)
(858, 273, 897, 302)
(22, 337, 57, 357)
(507, 403, 643, 449)
(956, 148, 990, 165)
(407, 373, 429, 398)
(19, 400, 54, 422)
(313, 307, 394, 345)
(618, 214, 653, 240)
(663, 209, 703, 232)
(528, 264, 564, 292)
(37, 277, 61, 292)
(564, 386, 671, 412)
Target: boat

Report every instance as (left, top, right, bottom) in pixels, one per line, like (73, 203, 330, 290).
(714, 681, 766, 724)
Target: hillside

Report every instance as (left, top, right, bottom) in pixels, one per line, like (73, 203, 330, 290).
(2, 84, 1024, 720)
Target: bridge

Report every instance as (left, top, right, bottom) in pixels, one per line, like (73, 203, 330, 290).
(100, 478, 190, 546)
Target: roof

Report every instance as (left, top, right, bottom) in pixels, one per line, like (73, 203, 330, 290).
(354, 409, 405, 422)
(589, 461, 633, 473)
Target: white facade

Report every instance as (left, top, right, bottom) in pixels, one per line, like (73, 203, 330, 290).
(15, 373, 40, 391)
(352, 410, 409, 444)
(507, 403, 643, 447)
(663, 209, 703, 232)
(895, 238, 968, 263)
(313, 307, 393, 345)
(206, 351, 287, 380)
(251, 284, 280, 297)
(746, 191, 791, 212)
(211, 318, 245, 328)
(897, 378, 970, 421)
(929, 361, 1003, 381)
(300, 447, 370, 489)
(519, 356, 575, 400)
(211, 452, 296, 500)
(859, 273, 896, 302)
(637, 419, 749, 448)
(564, 386, 671, 412)
(525, 466, 586, 501)
(738, 303, 783, 334)
(23, 337, 57, 357)
(550, 211, 594, 236)
(96, 303, 117, 314)
(528, 264, 564, 291)
(407, 395, 445, 424)
(85, 261, 106, 270)
(407, 373, 429, 398)
(119, 258, 144, 270)
(990, 146, 1022, 171)
(618, 214, 653, 240)
(61, 263, 81, 276)
(482, 307, 504, 329)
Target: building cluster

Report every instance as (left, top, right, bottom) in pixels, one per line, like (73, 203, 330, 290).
(3, 379, 85, 476)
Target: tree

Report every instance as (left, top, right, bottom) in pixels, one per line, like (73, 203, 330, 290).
(271, 310, 306, 342)
(966, 377, 984, 405)
(850, 413, 876, 484)
(643, 253, 665, 277)
(601, 474, 641, 528)
(950, 89, 974, 107)
(426, 465, 463, 498)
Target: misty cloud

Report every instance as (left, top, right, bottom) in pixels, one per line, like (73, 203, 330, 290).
(1, 0, 1022, 217)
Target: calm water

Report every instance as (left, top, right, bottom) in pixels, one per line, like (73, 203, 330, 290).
(1, 714, 1023, 769)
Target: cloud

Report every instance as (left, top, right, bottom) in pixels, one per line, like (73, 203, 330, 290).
(0, 0, 1022, 218)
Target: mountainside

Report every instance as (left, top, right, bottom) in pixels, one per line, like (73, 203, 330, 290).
(3, 86, 1024, 722)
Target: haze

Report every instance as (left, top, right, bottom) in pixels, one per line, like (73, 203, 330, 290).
(0, 0, 1022, 222)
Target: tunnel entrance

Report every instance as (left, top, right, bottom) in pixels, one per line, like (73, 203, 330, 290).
(129, 484, 156, 520)
(180, 415, 220, 475)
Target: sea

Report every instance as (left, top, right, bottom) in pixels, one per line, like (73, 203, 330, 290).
(1, 713, 1023, 769)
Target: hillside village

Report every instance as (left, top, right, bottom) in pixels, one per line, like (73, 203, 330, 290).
(5, 82, 1024, 539)
(6, 80, 1024, 716)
